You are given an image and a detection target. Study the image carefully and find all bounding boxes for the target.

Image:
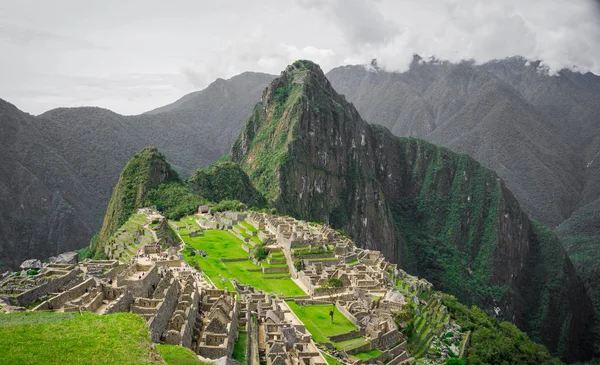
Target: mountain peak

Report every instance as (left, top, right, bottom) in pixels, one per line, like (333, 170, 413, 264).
(231, 60, 360, 201)
(95, 146, 180, 253)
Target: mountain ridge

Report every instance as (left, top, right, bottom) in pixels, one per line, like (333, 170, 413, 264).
(326, 57, 599, 228)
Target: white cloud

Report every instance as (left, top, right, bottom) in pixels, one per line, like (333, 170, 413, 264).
(0, 0, 598, 115)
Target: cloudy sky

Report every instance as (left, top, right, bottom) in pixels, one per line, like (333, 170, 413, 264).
(1, 0, 599, 115)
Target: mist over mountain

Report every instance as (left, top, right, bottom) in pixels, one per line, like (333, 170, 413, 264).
(326, 56, 600, 228)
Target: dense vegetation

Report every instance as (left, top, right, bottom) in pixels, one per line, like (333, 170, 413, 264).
(555, 199, 600, 342)
(389, 138, 504, 307)
(92, 146, 266, 256)
(189, 161, 267, 209)
(230, 61, 308, 202)
(441, 294, 563, 365)
(144, 182, 206, 219)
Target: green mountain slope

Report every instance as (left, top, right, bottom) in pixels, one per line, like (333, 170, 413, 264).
(94, 149, 265, 256)
(230, 60, 595, 361)
(555, 199, 600, 347)
(96, 146, 180, 251)
(188, 161, 267, 209)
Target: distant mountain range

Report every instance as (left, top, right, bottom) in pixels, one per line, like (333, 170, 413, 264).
(0, 72, 274, 271)
(327, 56, 600, 228)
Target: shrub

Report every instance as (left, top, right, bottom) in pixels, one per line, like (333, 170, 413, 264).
(190, 260, 201, 271)
(189, 251, 196, 257)
(26, 269, 38, 276)
(253, 243, 269, 261)
(211, 200, 248, 213)
(445, 359, 466, 365)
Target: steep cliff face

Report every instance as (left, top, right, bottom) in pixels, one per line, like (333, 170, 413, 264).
(96, 146, 180, 252)
(231, 60, 595, 360)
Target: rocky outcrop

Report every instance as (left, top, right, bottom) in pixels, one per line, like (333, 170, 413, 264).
(50, 252, 78, 265)
(20, 259, 42, 270)
(231, 60, 595, 360)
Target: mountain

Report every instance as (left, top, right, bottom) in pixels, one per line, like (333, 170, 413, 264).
(188, 161, 267, 209)
(0, 99, 95, 272)
(326, 57, 600, 228)
(0, 72, 274, 270)
(556, 198, 600, 347)
(230, 60, 595, 360)
(96, 146, 180, 246)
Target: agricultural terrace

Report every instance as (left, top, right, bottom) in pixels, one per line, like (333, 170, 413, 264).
(172, 216, 305, 297)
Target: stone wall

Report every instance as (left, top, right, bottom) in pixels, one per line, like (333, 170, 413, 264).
(248, 315, 260, 365)
(15, 268, 81, 306)
(147, 276, 179, 342)
(33, 276, 88, 310)
(262, 267, 289, 274)
(328, 330, 363, 343)
(117, 264, 160, 298)
(376, 329, 401, 349)
(221, 257, 250, 263)
(176, 285, 200, 348)
(336, 301, 361, 327)
(84, 290, 105, 312)
(154, 260, 183, 268)
(104, 289, 133, 314)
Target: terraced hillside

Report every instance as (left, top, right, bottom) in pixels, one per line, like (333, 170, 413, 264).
(103, 211, 180, 263)
(173, 215, 304, 297)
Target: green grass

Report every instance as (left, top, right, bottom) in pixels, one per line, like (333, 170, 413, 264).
(235, 223, 262, 245)
(334, 336, 370, 351)
(240, 220, 259, 233)
(286, 302, 358, 344)
(156, 344, 209, 365)
(232, 332, 248, 363)
(352, 349, 382, 360)
(179, 226, 304, 296)
(322, 352, 345, 365)
(0, 312, 78, 326)
(0, 312, 162, 365)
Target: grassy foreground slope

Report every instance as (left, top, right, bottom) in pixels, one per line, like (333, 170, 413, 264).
(0, 312, 163, 365)
(156, 344, 210, 365)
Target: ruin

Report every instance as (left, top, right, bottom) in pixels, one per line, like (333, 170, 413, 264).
(0, 209, 465, 364)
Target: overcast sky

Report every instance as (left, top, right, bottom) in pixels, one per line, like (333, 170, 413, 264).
(1, 0, 599, 115)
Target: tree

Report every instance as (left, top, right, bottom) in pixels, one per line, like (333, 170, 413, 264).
(322, 277, 343, 322)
